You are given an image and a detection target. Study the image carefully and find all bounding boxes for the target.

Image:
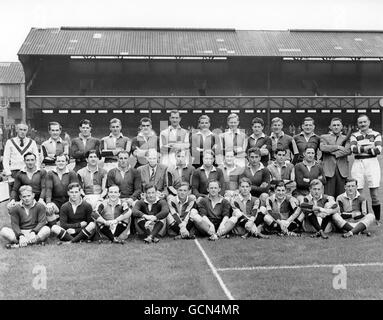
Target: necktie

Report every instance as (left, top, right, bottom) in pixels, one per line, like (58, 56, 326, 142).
(233, 133, 238, 155)
(20, 138, 24, 147)
(150, 168, 155, 181)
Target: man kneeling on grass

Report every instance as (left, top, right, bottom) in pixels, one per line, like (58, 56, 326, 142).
(263, 181, 302, 237)
(191, 179, 234, 241)
(0, 185, 50, 249)
(51, 182, 95, 243)
(132, 183, 169, 244)
(296, 179, 338, 239)
(167, 182, 198, 240)
(93, 185, 131, 244)
(230, 177, 268, 239)
(332, 178, 375, 238)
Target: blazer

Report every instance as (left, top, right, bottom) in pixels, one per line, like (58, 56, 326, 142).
(138, 164, 168, 192)
(319, 132, 351, 178)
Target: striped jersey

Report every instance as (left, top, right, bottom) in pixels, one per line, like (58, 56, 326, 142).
(350, 129, 382, 158)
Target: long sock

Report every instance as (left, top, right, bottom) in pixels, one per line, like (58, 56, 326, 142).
(100, 225, 115, 241)
(71, 228, 92, 243)
(342, 222, 353, 232)
(321, 215, 332, 231)
(288, 221, 299, 232)
(372, 204, 381, 221)
(58, 229, 73, 241)
(217, 220, 236, 237)
(150, 221, 164, 237)
(169, 223, 180, 234)
(138, 220, 149, 235)
(350, 222, 366, 235)
(307, 213, 321, 231)
(114, 222, 128, 237)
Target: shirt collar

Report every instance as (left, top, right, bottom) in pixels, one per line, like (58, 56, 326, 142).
(201, 165, 217, 172)
(227, 128, 240, 135)
(270, 131, 285, 139)
(169, 125, 182, 130)
(247, 163, 265, 171)
(250, 132, 266, 140)
(299, 132, 316, 138)
(109, 133, 123, 139)
(52, 167, 70, 174)
(144, 197, 160, 205)
(303, 160, 317, 167)
(176, 163, 188, 170)
(138, 131, 155, 138)
(176, 196, 189, 205)
(79, 133, 91, 139)
(48, 137, 63, 143)
(21, 200, 37, 210)
(196, 130, 213, 136)
(272, 160, 287, 168)
(342, 191, 361, 200)
(238, 194, 251, 202)
(117, 165, 131, 173)
(307, 194, 323, 202)
(69, 198, 83, 207)
(208, 195, 224, 204)
(20, 166, 40, 174)
(107, 198, 122, 206)
(85, 165, 99, 173)
(359, 129, 373, 135)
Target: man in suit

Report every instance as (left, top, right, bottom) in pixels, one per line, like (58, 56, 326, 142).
(320, 118, 351, 199)
(138, 148, 169, 199)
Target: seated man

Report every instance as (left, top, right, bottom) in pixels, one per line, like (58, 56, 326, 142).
(45, 154, 79, 226)
(190, 179, 234, 241)
(8, 152, 47, 210)
(333, 178, 375, 238)
(167, 149, 194, 196)
(295, 179, 338, 239)
(294, 146, 325, 199)
(132, 183, 169, 244)
(230, 177, 268, 238)
(0, 185, 50, 249)
(167, 182, 197, 240)
(77, 149, 107, 209)
(51, 182, 96, 243)
(93, 185, 132, 243)
(137, 149, 169, 199)
(192, 150, 225, 201)
(263, 181, 302, 236)
(106, 150, 141, 207)
(267, 148, 296, 194)
(240, 147, 270, 204)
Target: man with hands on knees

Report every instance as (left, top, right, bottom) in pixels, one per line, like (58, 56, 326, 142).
(51, 182, 95, 243)
(191, 179, 234, 241)
(0, 185, 50, 249)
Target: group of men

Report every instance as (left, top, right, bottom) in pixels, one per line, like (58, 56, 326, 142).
(0, 109, 381, 247)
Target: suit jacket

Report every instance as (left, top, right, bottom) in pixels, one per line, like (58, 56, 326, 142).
(319, 132, 351, 178)
(138, 164, 168, 192)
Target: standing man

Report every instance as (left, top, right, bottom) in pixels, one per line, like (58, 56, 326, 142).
(216, 113, 247, 167)
(320, 118, 351, 199)
(131, 117, 159, 168)
(269, 117, 298, 162)
(0, 185, 50, 248)
(40, 122, 69, 171)
(2, 123, 39, 182)
(293, 117, 321, 164)
(159, 110, 190, 170)
(350, 114, 382, 224)
(70, 119, 100, 172)
(100, 118, 131, 172)
(190, 115, 217, 168)
(247, 117, 272, 167)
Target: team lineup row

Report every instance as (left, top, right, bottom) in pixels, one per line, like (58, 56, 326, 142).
(0, 110, 381, 247)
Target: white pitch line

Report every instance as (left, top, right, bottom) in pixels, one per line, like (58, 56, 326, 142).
(217, 262, 383, 272)
(194, 239, 235, 300)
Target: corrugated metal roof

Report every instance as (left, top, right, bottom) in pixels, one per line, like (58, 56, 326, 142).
(0, 62, 24, 84)
(17, 27, 383, 58)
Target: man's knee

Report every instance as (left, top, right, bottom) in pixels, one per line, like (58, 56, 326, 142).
(362, 213, 375, 228)
(0, 227, 17, 242)
(331, 213, 346, 229)
(51, 224, 63, 235)
(86, 221, 96, 231)
(38, 226, 51, 240)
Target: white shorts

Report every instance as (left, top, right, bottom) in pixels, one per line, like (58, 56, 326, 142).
(351, 157, 381, 189)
